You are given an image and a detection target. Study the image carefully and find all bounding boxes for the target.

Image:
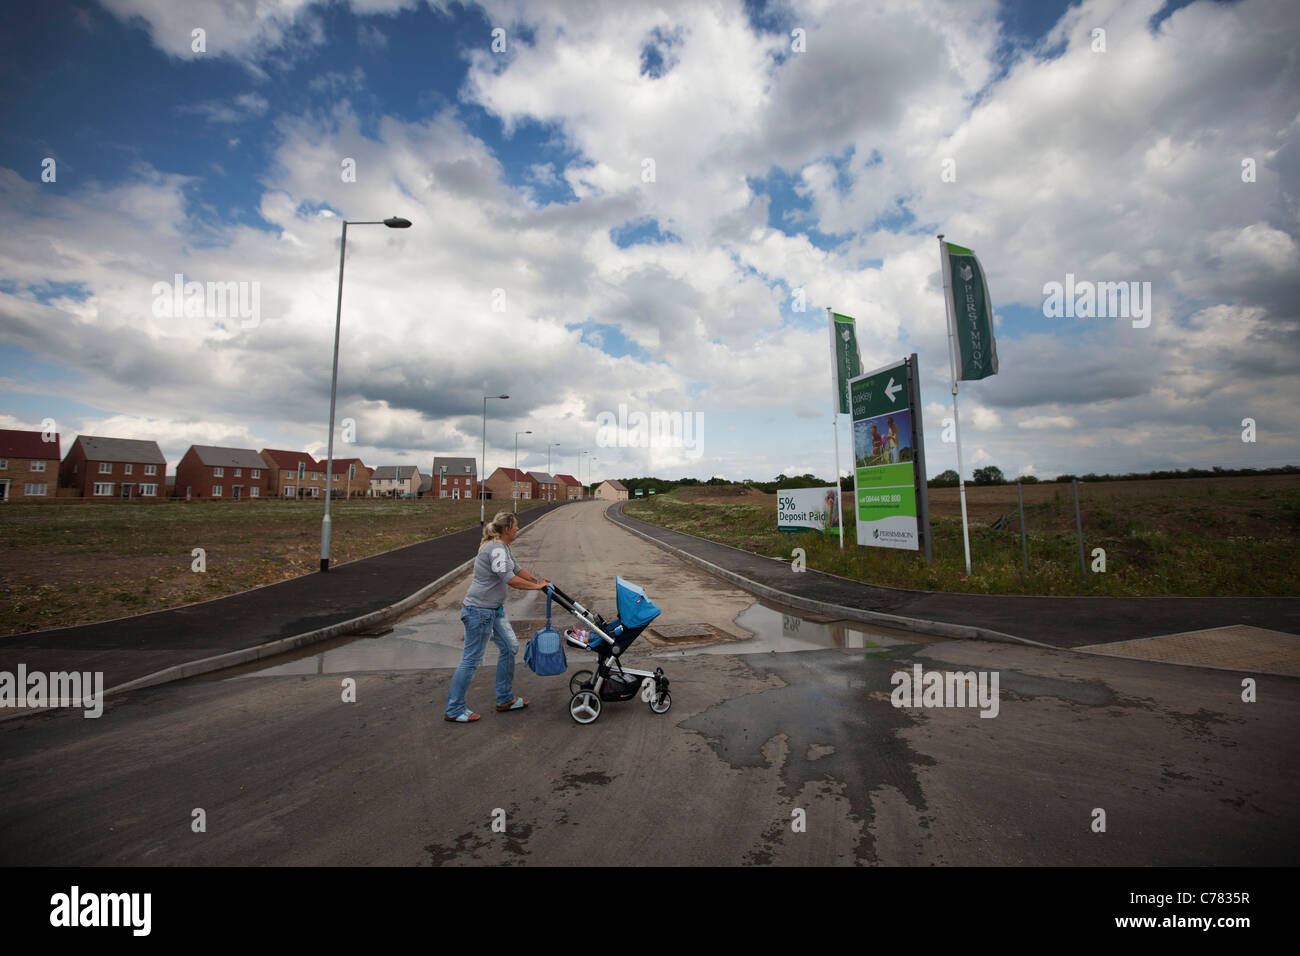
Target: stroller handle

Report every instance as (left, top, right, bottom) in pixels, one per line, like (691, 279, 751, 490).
(545, 584, 616, 647)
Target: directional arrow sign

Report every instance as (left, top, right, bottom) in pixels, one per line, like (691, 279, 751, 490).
(849, 358, 924, 551)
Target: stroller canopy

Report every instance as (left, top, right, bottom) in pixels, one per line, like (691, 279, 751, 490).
(615, 577, 661, 628)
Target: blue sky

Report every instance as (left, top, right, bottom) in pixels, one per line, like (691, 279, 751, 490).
(0, 0, 1296, 484)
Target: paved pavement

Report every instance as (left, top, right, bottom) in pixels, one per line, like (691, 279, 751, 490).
(3, 498, 1297, 713)
(606, 503, 1300, 650)
(0, 502, 568, 698)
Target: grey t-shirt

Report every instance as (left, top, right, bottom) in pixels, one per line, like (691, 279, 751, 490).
(462, 541, 519, 609)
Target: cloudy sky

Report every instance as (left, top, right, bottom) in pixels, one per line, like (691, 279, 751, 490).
(1, 0, 1296, 484)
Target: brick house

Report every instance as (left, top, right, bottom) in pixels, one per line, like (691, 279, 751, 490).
(370, 465, 422, 498)
(0, 429, 61, 502)
(328, 458, 372, 498)
(175, 446, 270, 501)
(528, 471, 562, 501)
(554, 474, 583, 500)
(594, 479, 628, 501)
(260, 449, 326, 499)
(432, 456, 478, 500)
(483, 467, 530, 503)
(60, 435, 167, 499)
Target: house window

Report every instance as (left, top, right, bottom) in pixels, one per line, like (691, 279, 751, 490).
(310, 487, 319, 497)
(251, 487, 260, 498)
(214, 467, 224, 477)
(31, 460, 46, 472)
(124, 463, 133, 475)
(212, 485, 222, 497)
(251, 468, 260, 478)
(93, 482, 114, 495)
(145, 464, 157, 475)
(99, 462, 112, 474)
(284, 486, 296, 497)
(0, 458, 7, 469)
(139, 484, 157, 497)
(234, 468, 242, 477)
(24, 483, 47, 496)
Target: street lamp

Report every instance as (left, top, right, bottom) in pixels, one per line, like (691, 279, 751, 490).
(547, 442, 560, 477)
(514, 430, 532, 513)
(321, 215, 412, 573)
(579, 450, 587, 497)
(481, 393, 508, 525)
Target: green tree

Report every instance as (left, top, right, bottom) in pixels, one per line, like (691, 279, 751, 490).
(972, 466, 1005, 485)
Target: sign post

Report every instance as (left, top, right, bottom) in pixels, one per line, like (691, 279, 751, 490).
(849, 355, 931, 559)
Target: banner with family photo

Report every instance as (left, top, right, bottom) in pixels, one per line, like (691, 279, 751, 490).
(850, 360, 922, 551)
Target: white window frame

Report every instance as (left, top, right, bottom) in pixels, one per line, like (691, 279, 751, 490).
(0, 458, 7, 470)
(212, 485, 222, 497)
(30, 460, 46, 472)
(251, 468, 260, 478)
(24, 482, 47, 496)
(99, 462, 111, 474)
(94, 482, 114, 496)
(124, 463, 133, 475)
(139, 484, 158, 497)
(145, 464, 157, 475)
(284, 486, 296, 497)
(251, 487, 260, 498)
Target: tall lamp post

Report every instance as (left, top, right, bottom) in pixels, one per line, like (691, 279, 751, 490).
(579, 450, 588, 498)
(547, 442, 560, 474)
(321, 215, 411, 573)
(481, 393, 508, 525)
(514, 429, 532, 513)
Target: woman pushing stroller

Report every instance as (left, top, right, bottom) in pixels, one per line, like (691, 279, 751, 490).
(444, 511, 550, 723)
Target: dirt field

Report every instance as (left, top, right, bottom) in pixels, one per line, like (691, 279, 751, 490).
(0, 497, 546, 637)
(630, 475, 1300, 596)
(676, 474, 1299, 534)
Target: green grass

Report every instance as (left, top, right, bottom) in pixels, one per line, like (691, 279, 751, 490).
(625, 486, 1300, 597)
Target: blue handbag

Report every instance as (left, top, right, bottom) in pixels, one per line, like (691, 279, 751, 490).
(524, 587, 567, 676)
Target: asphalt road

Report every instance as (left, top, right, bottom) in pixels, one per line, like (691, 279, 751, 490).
(2, 502, 1297, 865)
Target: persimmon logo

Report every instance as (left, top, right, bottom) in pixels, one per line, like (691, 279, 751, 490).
(50, 886, 151, 936)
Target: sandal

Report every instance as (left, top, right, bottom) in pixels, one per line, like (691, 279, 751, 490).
(444, 711, 480, 722)
(495, 696, 529, 712)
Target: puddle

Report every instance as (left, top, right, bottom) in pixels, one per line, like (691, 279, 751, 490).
(645, 603, 930, 658)
(212, 601, 933, 679)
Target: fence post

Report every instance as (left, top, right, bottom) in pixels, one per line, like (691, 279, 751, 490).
(1017, 480, 1028, 576)
(1072, 478, 1086, 583)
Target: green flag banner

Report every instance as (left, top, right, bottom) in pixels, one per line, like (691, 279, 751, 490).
(830, 312, 863, 414)
(943, 243, 999, 381)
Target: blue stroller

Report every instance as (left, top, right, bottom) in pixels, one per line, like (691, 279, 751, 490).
(546, 578, 671, 724)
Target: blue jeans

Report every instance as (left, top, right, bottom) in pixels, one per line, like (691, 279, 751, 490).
(445, 606, 519, 717)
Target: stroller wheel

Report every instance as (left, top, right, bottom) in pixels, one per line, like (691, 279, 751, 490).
(569, 690, 601, 724)
(649, 691, 672, 715)
(568, 670, 594, 696)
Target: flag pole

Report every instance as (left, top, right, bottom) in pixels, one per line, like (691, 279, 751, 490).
(827, 307, 845, 550)
(939, 235, 972, 576)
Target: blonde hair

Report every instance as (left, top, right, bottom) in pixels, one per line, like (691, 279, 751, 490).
(481, 511, 518, 544)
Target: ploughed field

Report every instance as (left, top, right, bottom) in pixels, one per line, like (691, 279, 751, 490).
(624, 475, 1300, 596)
(0, 497, 547, 637)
